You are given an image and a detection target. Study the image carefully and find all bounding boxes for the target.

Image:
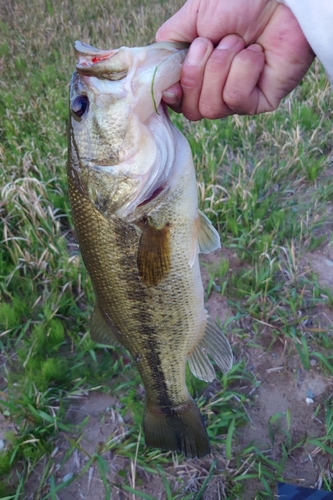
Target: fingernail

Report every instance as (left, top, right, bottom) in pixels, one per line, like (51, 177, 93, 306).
(218, 34, 241, 50)
(162, 90, 179, 104)
(248, 43, 264, 53)
(186, 39, 209, 66)
(162, 84, 181, 105)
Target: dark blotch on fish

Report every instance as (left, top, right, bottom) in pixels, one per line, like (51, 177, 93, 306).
(137, 220, 171, 287)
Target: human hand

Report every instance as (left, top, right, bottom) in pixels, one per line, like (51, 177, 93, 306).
(156, 0, 315, 120)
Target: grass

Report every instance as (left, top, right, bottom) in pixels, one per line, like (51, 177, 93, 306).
(1, 0, 333, 498)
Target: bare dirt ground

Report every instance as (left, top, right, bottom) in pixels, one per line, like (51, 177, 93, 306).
(203, 247, 333, 498)
(1, 246, 333, 499)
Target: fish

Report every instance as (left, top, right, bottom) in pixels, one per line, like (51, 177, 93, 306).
(67, 40, 233, 458)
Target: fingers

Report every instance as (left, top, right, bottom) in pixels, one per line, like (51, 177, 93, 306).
(179, 38, 214, 120)
(161, 38, 213, 116)
(156, 0, 200, 43)
(222, 45, 267, 115)
(161, 84, 183, 109)
(161, 35, 258, 119)
(195, 35, 246, 119)
(159, 1, 314, 120)
(162, 40, 269, 118)
(181, 34, 245, 120)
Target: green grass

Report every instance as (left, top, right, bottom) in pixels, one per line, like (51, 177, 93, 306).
(1, 0, 333, 498)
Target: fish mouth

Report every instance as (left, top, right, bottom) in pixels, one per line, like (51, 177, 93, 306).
(74, 41, 130, 81)
(75, 40, 189, 58)
(71, 41, 189, 112)
(74, 40, 189, 86)
(69, 41, 189, 219)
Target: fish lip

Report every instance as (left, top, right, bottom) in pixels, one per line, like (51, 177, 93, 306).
(74, 41, 130, 80)
(74, 40, 116, 58)
(74, 40, 189, 58)
(73, 41, 189, 81)
(76, 67, 128, 81)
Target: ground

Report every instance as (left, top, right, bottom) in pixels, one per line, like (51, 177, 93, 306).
(2, 245, 332, 499)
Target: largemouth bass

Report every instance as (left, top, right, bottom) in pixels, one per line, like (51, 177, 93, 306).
(68, 40, 233, 458)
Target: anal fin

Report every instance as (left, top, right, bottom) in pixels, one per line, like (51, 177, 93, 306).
(90, 303, 122, 347)
(188, 317, 233, 382)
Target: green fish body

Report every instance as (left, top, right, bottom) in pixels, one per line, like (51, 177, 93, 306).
(68, 41, 233, 457)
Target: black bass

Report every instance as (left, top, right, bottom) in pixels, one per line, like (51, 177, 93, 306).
(68, 41, 233, 458)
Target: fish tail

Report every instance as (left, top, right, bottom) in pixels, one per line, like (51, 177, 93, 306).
(143, 398, 211, 458)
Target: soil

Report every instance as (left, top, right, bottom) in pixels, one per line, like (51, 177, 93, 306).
(202, 246, 333, 499)
(1, 246, 333, 499)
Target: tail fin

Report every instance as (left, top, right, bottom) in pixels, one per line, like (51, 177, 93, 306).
(143, 398, 211, 458)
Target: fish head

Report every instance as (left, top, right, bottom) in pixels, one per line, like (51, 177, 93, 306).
(68, 41, 188, 217)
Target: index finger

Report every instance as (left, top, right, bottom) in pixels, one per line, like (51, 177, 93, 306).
(156, 0, 200, 42)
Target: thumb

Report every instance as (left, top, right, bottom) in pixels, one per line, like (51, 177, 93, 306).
(156, 0, 200, 42)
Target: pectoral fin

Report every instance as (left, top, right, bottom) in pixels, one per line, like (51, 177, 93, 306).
(90, 303, 122, 347)
(137, 220, 171, 286)
(189, 210, 221, 267)
(197, 210, 221, 254)
(188, 317, 233, 382)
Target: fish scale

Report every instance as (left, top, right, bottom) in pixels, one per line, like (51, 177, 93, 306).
(68, 171, 201, 398)
(68, 41, 233, 457)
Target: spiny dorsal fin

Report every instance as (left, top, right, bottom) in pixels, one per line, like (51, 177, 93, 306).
(198, 210, 221, 254)
(187, 317, 233, 382)
(90, 303, 122, 347)
(137, 220, 171, 286)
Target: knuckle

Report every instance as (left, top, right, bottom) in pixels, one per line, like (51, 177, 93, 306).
(183, 103, 203, 121)
(199, 98, 215, 118)
(224, 88, 250, 113)
(184, 111, 202, 122)
(200, 107, 220, 120)
(181, 66, 203, 92)
(199, 99, 223, 120)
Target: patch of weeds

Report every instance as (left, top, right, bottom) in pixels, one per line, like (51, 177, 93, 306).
(117, 374, 145, 430)
(204, 363, 252, 448)
(307, 398, 333, 454)
(204, 258, 230, 299)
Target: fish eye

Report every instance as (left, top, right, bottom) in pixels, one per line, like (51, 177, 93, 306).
(71, 94, 89, 119)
